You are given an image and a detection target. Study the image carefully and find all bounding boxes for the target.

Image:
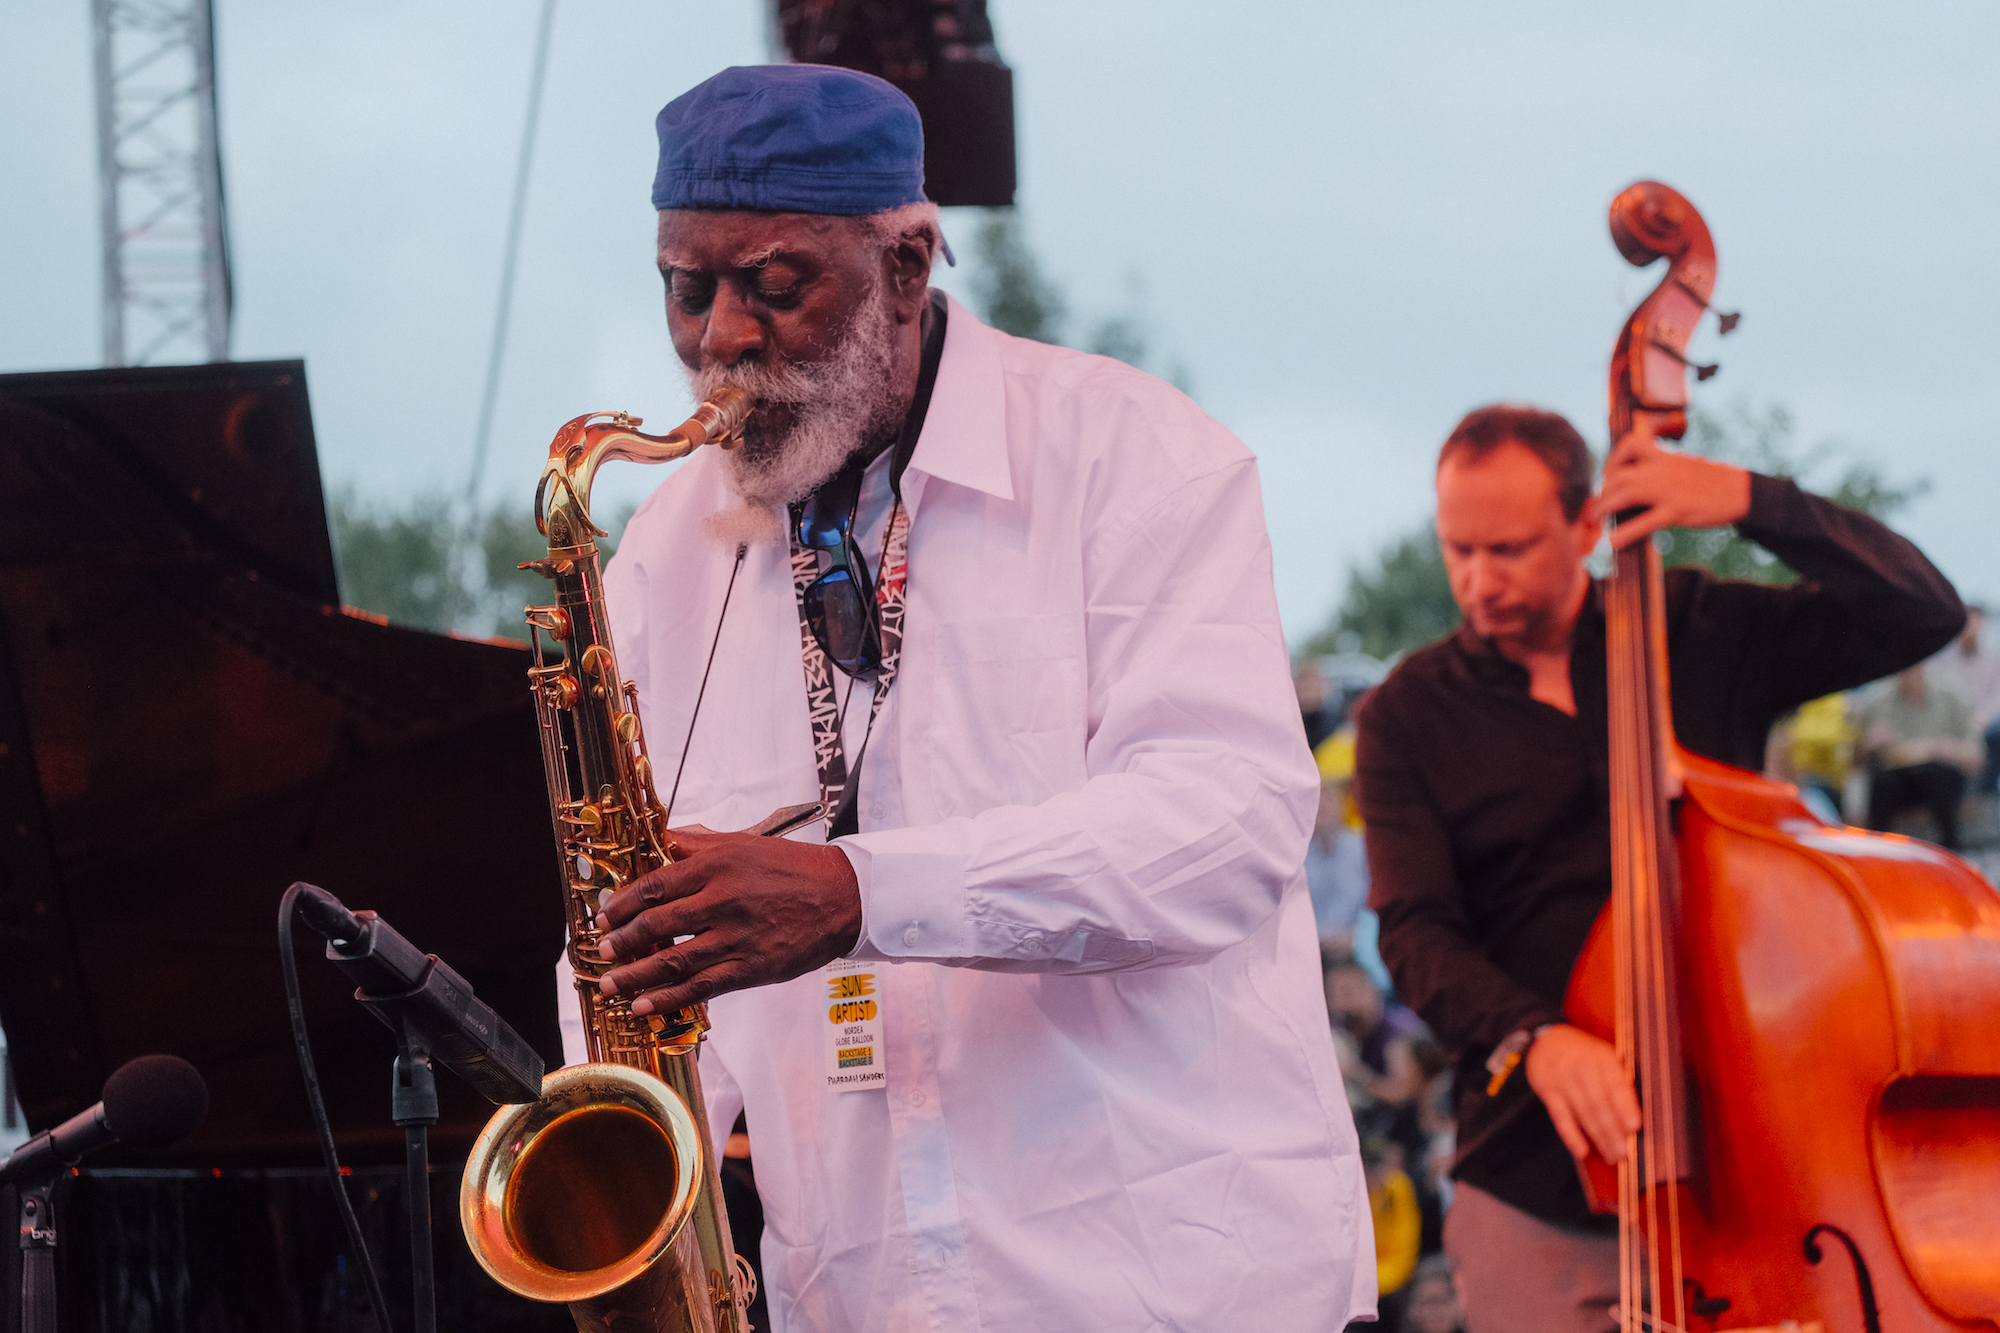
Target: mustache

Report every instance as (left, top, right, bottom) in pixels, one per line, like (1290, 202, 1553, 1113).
(689, 360, 832, 463)
(691, 355, 828, 408)
(681, 282, 902, 507)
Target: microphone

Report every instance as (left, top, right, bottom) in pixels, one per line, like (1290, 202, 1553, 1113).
(289, 882, 543, 1105)
(0, 1055, 208, 1187)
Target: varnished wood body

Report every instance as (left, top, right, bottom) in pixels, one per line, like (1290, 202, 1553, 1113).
(1568, 749, 2000, 1329)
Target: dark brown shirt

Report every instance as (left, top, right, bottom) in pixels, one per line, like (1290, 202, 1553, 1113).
(1354, 473, 1964, 1227)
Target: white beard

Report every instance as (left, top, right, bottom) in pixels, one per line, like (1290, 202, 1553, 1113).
(688, 282, 903, 510)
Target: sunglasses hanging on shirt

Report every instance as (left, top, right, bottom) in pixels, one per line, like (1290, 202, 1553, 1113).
(792, 459, 884, 680)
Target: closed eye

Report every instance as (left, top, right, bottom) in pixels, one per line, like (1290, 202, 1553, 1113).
(666, 269, 716, 314)
(745, 266, 806, 309)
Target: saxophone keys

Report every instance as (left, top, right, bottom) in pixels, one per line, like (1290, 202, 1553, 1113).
(524, 605, 573, 639)
(581, 644, 615, 678)
(614, 710, 640, 744)
(633, 754, 654, 792)
(545, 674, 580, 709)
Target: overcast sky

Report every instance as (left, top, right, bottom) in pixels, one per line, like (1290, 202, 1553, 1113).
(4, 1, 1995, 644)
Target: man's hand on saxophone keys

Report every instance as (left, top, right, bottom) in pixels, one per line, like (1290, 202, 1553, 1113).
(595, 827, 864, 1014)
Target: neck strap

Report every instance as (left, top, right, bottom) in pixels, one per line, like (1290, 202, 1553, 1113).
(790, 494, 909, 837)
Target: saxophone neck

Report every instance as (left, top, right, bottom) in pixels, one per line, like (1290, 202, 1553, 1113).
(535, 388, 753, 545)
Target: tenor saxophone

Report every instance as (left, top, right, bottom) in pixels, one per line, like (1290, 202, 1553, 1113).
(461, 386, 785, 1333)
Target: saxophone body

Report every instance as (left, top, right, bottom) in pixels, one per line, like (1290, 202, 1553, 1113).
(461, 388, 756, 1333)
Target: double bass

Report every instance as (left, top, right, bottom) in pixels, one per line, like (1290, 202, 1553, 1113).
(1563, 182, 2000, 1332)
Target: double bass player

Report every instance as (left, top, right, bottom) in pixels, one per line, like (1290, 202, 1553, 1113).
(1354, 403, 1963, 1330)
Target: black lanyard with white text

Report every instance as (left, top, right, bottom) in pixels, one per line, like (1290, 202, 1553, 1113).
(788, 290, 942, 839)
(790, 494, 909, 838)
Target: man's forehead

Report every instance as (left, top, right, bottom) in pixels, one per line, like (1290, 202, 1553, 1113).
(1437, 442, 1566, 504)
(656, 238, 788, 271)
(1436, 444, 1572, 541)
(1437, 438, 1557, 484)
(656, 210, 851, 270)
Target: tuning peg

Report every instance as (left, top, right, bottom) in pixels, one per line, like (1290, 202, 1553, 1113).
(1671, 277, 1743, 335)
(1649, 337, 1722, 382)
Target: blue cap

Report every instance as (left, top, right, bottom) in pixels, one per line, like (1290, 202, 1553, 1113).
(652, 65, 928, 215)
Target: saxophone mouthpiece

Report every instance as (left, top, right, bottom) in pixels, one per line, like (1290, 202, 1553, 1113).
(686, 384, 753, 449)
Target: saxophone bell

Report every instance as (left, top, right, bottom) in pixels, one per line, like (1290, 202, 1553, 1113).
(462, 1065, 710, 1325)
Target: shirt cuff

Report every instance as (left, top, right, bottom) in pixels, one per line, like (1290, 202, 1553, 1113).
(834, 825, 976, 962)
(833, 841, 872, 961)
(834, 824, 1158, 968)
(1739, 470, 1800, 536)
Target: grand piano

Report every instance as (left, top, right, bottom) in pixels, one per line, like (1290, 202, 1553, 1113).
(0, 361, 572, 1331)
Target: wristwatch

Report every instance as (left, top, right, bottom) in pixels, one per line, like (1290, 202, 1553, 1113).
(1484, 1022, 1558, 1095)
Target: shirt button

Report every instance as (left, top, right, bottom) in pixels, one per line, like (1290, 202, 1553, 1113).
(902, 926, 921, 948)
(907, 1088, 926, 1107)
(871, 804, 887, 820)
(1020, 931, 1046, 955)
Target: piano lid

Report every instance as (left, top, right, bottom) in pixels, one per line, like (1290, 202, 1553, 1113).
(0, 361, 563, 1165)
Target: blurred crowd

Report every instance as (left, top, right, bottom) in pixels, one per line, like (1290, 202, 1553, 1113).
(1767, 604, 2000, 851)
(1301, 604, 1999, 1331)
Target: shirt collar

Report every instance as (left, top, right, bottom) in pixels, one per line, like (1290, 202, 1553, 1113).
(899, 290, 1015, 503)
(1450, 580, 1607, 685)
(887, 290, 949, 499)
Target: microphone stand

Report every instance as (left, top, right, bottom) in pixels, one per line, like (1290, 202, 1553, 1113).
(287, 882, 543, 1333)
(8, 1179, 57, 1333)
(390, 1030, 439, 1333)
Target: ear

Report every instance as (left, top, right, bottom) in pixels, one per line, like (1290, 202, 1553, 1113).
(883, 237, 933, 324)
(1570, 507, 1603, 562)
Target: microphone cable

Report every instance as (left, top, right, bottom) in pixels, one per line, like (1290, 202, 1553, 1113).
(279, 881, 396, 1333)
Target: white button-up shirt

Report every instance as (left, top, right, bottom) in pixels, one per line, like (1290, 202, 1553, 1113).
(561, 294, 1373, 1331)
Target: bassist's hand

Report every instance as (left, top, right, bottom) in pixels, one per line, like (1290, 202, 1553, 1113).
(1588, 429, 1752, 550)
(1524, 1023, 1642, 1163)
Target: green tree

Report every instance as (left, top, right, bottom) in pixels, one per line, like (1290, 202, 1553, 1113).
(1300, 524, 1456, 660)
(1301, 400, 1926, 661)
(327, 487, 460, 631)
(971, 211, 1066, 344)
(1658, 401, 1927, 582)
(967, 211, 1193, 395)
(329, 488, 636, 639)
(474, 501, 557, 637)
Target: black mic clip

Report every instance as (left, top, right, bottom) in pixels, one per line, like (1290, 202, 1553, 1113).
(291, 884, 543, 1108)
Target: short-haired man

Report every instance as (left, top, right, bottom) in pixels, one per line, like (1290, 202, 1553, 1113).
(1354, 404, 1963, 1331)
(576, 65, 1374, 1330)
(1858, 662, 1983, 848)
(1926, 602, 2000, 794)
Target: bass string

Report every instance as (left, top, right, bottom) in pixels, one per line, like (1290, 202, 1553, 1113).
(1612, 564, 1646, 1332)
(1609, 547, 1691, 1331)
(1646, 548, 1687, 1331)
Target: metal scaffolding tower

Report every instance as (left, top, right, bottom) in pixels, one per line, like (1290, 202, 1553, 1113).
(92, 0, 232, 367)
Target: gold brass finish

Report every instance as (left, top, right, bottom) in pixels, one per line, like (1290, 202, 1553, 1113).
(463, 1064, 708, 1326)
(527, 606, 574, 640)
(462, 389, 755, 1333)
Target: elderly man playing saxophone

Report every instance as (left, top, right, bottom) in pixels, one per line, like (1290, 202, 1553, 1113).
(571, 64, 1370, 1331)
